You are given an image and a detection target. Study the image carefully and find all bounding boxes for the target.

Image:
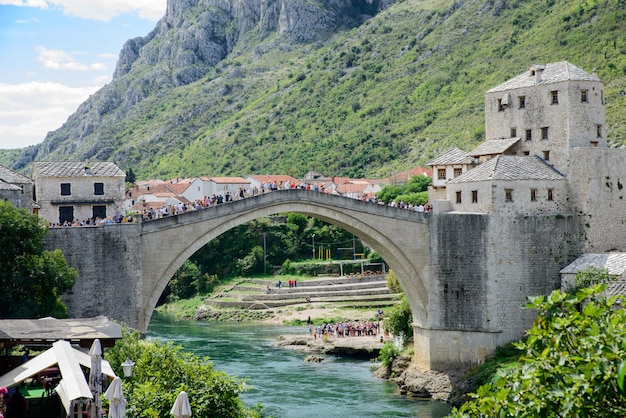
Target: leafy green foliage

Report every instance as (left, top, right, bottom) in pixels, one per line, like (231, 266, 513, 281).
(187, 215, 365, 279)
(383, 294, 413, 338)
(0, 201, 76, 318)
(162, 260, 220, 303)
(573, 266, 613, 291)
(106, 328, 263, 418)
(450, 285, 626, 417)
(377, 176, 432, 204)
(378, 342, 400, 368)
(385, 269, 402, 293)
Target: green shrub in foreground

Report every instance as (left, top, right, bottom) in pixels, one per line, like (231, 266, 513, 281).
(449, 285, 626, 417)
(106, 328, 264, 418)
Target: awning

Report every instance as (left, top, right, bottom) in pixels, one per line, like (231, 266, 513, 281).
(0, 340, 117, 414)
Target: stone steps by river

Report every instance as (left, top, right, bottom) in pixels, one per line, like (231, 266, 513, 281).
(207, 274, 402, 310)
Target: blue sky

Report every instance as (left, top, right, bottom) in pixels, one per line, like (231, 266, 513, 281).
(0, 0, 166, 149)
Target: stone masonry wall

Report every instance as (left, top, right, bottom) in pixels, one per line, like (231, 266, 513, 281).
(427, 212, 584, 362)
(44, 223, 142, 328)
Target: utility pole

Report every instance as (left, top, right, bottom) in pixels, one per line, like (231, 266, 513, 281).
(263, 233, 267, 275)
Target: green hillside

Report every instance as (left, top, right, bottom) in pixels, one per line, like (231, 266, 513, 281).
(5, 0, 626, 179)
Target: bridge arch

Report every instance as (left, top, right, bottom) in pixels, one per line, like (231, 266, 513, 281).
(139, 190, 432, 333)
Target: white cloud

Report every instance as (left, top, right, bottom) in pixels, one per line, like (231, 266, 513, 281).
(0, 0, 48, 7)
(35, 46, 108, 72)
(98, 53, 119, 60)
(0, 0, 167, 21)
(0, 81, 99, 149)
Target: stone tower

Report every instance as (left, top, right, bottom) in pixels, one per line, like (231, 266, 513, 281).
(484, 61, 606, 173)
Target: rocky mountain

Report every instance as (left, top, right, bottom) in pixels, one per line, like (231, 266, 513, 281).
(7, 0, 626, 179)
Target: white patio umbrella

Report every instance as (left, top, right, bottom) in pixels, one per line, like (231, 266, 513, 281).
(104, 376, 126, 418)
(170, 391, 192, 418)
(88, 339, 103, 418)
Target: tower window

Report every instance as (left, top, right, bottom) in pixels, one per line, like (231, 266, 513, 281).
(453, 167, 462, 177)
(497, 99, 505, 112)
(597, 124, 603, 138)
(510, 127, 517, 138)
(518, 96, 526, 109)
(437, 169, 446, 180)
(543, 150, 550, 161)
(526, 129, 532, 141)
(471, 190, 478, 203)
(547, 188, 554, 201)
(541, 127, 549, 140)
(456, 191, 462, 204)
(551, 90, 559, 104)
(530, 189, 537, 202)
(94, 182, 104, 195)
(505, 189, 513, 202)
(581, 90, 588, 103)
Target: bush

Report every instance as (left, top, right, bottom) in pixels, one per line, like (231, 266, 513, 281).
(384, 295, 412, 338)
(106, 328, 263, 417)
(378, 342, 399, 367)
(450, 285, 626, 417)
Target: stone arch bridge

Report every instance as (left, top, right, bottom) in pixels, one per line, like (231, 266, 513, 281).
(44, 189, 582, 370)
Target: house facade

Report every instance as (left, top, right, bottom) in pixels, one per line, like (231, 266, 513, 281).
(0, 164, 34, 210)
(32, 161, 125, 225)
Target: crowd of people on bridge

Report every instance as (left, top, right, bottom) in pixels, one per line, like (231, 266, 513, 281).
(49, 177, 432, 228)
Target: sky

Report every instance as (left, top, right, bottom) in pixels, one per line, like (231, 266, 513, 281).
(0, 0, 167, 150)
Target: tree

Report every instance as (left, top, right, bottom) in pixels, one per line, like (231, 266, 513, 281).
(0, 201, 76, 318)
(450, 284, 626, 417)
(125, 167, 137, 184)
(376, 175, 432, 204)
(106, 328, 263, 418)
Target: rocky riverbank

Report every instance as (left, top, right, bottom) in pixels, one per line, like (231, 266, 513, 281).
(273, 331, 463, 402)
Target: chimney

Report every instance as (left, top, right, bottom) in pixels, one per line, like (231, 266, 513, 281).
(534, 68, 543, 85)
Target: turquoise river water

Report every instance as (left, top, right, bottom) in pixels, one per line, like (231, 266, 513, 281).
(147, 314, 452, 417)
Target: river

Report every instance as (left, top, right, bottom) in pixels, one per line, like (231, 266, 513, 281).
(147, 314, 452, 417)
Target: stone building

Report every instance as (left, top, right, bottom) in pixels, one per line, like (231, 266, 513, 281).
(429, 61, 626, 252)
(32, 161, 125, 225)
(0, 164, 34, 210)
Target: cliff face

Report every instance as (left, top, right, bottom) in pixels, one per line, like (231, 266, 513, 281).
(114, 0, 383, 83)
(16, 0, 387, 170)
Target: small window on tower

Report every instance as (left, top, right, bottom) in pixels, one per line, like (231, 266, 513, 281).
(453, 167, 462, 178)
(581, 90, 588, 103)
(505, 189, 513, 202)
(526, 129, 532, 141)
(510, 127, 517, 138)
(543, 150, 550, 161)
(530, 189, 537, 202)
(456, 191, 462, 204)
(437, 169, 446, 180)
(547, 188, 554, 201)
(497, 99, 504, 112)
(518, 96, 526, 109)
(541, 127, 549, 140)
(597, 124, 603, 138)
(471, 190, 478, 203)
(551, 90, 559, 104)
